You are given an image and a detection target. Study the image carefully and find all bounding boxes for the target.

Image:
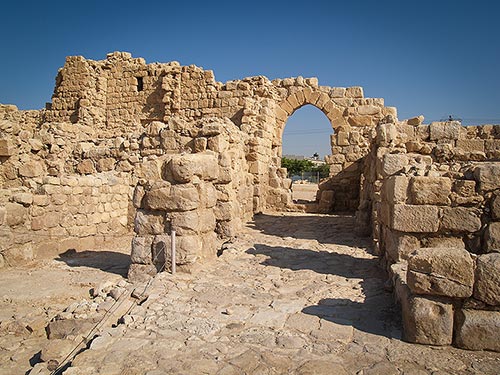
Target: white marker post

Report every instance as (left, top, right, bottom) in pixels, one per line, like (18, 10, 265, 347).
(171, 229, 176, 274)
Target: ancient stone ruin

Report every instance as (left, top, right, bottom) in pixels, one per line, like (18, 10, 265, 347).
(1, 51, 499, 352)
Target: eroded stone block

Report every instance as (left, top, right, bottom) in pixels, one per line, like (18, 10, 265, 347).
(407, 247, 474, 298)
(474, 253, 500, 306)
(440, 207, 482, 233)
(454, 309, 500, 351)
(409, 176, 451, 205)
(391, 204, 439, 233)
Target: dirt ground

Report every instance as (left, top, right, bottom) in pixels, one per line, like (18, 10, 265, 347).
(1, 213, 500, 374)
(291, 183, 319, 202)
(0, 245, 131, 375)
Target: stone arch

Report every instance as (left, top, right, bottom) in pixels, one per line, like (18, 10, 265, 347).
(274, 88, 349, 146)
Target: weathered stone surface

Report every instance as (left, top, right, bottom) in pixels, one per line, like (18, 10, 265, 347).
(474, 253, 500, 306)
(407, 247, 474, 298)
(440, 207, 482, 233)
(134, 209, 165, 235)
(5, 202, 27, 227)
(382, 176, 408, 204)
(127, 263, 157, 282)
(473, 163, 500, 192)
(130, 236, 153, 264)
(18, 160, 45, 177)
(0, 138, 15, 156)
(402, 292, 453, 345)
(429, 121, 463, 141)
(168, 152, 219, 183)
(76, 159, 95, 174)
(409, 176, 451, 205)
(455, 309, 500, 351)
(46, 319, 96, 339)
(491, 192, 500, 220)
(382, 153, 408, 177)
(391, 204, 439, 233)
(383, 228, 419, 262)
(484, 222, 500, 252)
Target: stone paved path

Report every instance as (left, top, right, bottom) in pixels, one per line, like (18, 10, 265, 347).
(63, 213, 500, 374)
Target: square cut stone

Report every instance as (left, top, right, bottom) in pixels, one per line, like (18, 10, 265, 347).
(391, 204, 439, 233)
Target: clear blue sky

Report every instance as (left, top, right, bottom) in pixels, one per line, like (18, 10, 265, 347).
(1, 0, 499, 158)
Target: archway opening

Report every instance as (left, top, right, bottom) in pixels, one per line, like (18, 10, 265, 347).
(281, 105, 333, 206)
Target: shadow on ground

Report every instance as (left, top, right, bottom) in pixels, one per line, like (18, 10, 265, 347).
(247, 243, 402, 339)
(55, 249, 130, 276)
(248, 213, 369, 247)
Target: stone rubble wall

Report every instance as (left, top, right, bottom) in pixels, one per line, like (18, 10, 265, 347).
(44, 52, 398, 214)
(128, 119, 253, 281)
(362, 117, 500, 351)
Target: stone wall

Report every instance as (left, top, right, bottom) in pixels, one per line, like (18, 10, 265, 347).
(362, 118, 500, 351)
(44, 52, 398, 214)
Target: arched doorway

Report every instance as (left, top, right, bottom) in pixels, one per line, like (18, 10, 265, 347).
(281, 105, 333, 209)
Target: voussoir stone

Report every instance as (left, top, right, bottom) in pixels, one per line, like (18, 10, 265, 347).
(407, 247, 474, 298)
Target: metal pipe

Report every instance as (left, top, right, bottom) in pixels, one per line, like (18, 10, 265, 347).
(171, 229, 176, 274)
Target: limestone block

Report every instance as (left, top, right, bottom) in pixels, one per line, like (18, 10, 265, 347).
(170, 210, 200, 235)
(440, 207, 482, 233)
(168, 152, 219, 183)
(12, 192, 33, 206)
(0, 138, 15, 156)
(216, 219, 240, 238)
(76, 159, 95, 175)
(484, 222, 500, 252)
(407, 247, 474, 298)
(422, 236, 465, 249)
(18, 160, 45, 177)
(383, 228, 419, 262)
(0, 206, 5, 226)
(391, 204, 439, 233)
(492, 192, 500, 220)
(215, 201, 235, 221)
(193, 137, 207, 152)
(382, 153, 408, 177)
(96, 158, 115, 172)
(407, 115, 424, 126)
(473, 163, 500, 192)
(132, 185, 145, 209)
(454, 309, 500, 351)
(167, 184, 200, 211)
(345, 86, 363, 98)
(357, 105, 380, 116)
(177, 235, 202, 264)
(134, 209, 165, 235)
(429, 121, 463, 141)
(456, 139, 485, 153)
(401, 289, 453, 345)
(201, 231, 218, 258)
(130, 236, 153, 264)
(144, 183, 171, 211)
(382, 176, 409, 204)
(474, 253, 500, 306)
(376, 123, 398, 146)
(197, 182, 217, 208)
(127, 263, 157, 282)
(409, 176, 451, 205)
(152, 235, 171, 267)
(5, 202, 27, 227)
(348, 115, 373, 127)
(135, 159, 163, 181)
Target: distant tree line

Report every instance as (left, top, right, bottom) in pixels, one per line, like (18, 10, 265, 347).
(281, 157, 330, 178)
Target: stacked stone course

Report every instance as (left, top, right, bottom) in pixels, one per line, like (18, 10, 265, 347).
(357, 117, 500, 351)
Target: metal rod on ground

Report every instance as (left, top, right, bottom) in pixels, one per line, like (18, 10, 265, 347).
(171, 229, 176, 274)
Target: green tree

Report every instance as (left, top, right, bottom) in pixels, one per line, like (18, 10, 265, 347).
(281, 157, 314, 177)
(311, 163, 330, 179)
